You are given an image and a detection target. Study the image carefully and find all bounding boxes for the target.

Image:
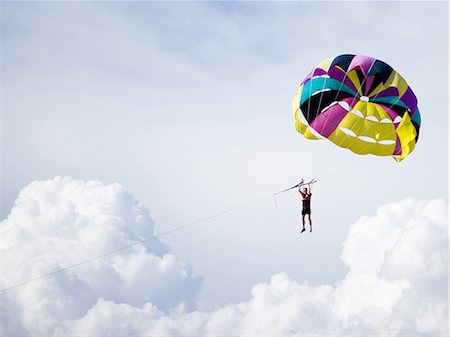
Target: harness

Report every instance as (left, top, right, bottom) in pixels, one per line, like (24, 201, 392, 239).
(302, 193, 311, 209)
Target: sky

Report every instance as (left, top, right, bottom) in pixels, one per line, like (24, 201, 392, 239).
(1, 1, 448, 336)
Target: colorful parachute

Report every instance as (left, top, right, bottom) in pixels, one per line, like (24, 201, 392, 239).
(292, 54, 421, 161)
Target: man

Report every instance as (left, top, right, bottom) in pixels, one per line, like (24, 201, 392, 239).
(299, 184, 312, 233)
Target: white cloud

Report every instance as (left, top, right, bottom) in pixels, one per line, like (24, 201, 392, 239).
(1, 178, 447, 336)
(1, 177, 202, 335)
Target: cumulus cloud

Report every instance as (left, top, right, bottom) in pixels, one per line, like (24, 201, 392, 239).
(1, 177, 202, 335)
(1, 178, 447, 336)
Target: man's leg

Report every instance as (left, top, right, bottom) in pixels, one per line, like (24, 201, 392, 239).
(308, 214, 312, 232)
(301, 214, 306, 233)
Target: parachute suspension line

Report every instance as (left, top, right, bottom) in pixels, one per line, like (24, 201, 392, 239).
(315, 119, 405, 184)
(305, 63, 343, 170)
(312, 69, 407, 183)
(314, 130, 392, 186)
(0, 182, 307, 293)
(331, 68, 407, 157)
(298, 60, 370, 180)
(298, 60, 382, 183)
(313, 71, 374, 181)
(319, 60, 375, 138)
(299, 60, 352, 169)
(316, 158, 387, 184)
(306, 71, 314, 123)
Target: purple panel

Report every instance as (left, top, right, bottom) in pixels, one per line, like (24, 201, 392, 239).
(313, 68, 327, 76)
(301, 68, 329, 85)
(310, 97, 354, 137)
(328, 67, 358, 93)
(348, 55, 376, 75)
(364, 75, 374, 96)
(400, 87, 418, 112)
(375, 87, 399, 98)
(393, 136, 402, 156)
(410, 108, 419, 119)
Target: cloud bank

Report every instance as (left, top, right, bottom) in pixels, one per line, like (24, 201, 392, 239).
(1, 177, 202, 335)
(1, 177, 447, 336)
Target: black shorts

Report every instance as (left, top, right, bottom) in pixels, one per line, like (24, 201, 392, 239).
(302, 208, 311, 215)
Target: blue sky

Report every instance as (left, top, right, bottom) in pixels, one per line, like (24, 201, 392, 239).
(1, 0, 448, 323)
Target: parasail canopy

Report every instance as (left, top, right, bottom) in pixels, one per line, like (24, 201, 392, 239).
(292, 54, 421, 162)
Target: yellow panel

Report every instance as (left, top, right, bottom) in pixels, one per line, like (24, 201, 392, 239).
(385, 71, 408, 97)
(367, 81, 385, 97)
(326, 101, 397, 157)
(360, 104, 396, 141)
(372, 142, 396, 156)
(371, 104, 397, 144)
(328, 127, 357, 149)
(297, 83, 303, 97)
(328, 128, 374, 155)
(357, 140, 394, 156)
(337, 111, 365, 136)
(316, 57, 333, 72)
(292, 95, 300, 118)
(367, 71, 408, 98)
(293, 109, 321, 140)
(329, 127, 395, 156)
(373, 102, 391, 121)
(345, 69, 362, 95)
(304, 127, 323, 140)
(364, 120, 393, 141)
(395, 112, 417, 161)
(365, 102, 378, 118)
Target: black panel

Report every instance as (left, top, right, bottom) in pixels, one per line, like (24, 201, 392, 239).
(368, 59, 393, 82)
(355, 68, 365, 83)
(354, 68, 366, 94)
(300, 90, 355, 124)
(367, 59, 394, 93)
(330, 54, 355, 72)
(412, 120, 420, 142)
(381, 103, 407, 117)
(366, 78, 382, 95)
